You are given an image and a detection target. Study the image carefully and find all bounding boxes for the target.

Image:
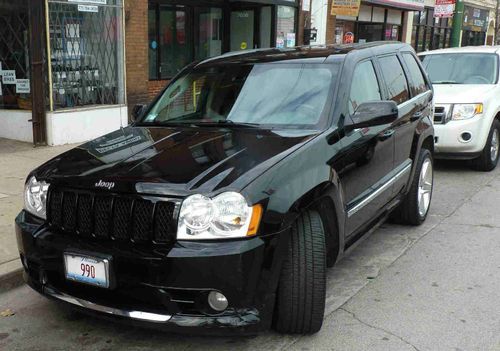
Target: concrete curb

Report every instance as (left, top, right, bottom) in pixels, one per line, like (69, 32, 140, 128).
(0, 259, 24, 293)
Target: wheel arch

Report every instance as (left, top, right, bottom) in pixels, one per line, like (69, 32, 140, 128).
(288, 182, 345, 267)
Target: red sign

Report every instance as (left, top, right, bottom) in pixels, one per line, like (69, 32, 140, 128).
(343, 32, 354, 44)
(434, 0, 455, 18)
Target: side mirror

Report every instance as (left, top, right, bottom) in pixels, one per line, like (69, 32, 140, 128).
(131, 104, 146, 121)
(348, 101, 398, 131)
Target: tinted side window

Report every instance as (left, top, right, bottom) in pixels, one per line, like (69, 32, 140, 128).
(402, 53, 428, 96)
(379, 55, 410, 105)
(349, 61, 381, 115)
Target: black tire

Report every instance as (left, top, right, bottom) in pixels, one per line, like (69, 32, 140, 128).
(392, 148, 433, 226)
(473, 119, 500, 172)
(274, 210, 326, 334)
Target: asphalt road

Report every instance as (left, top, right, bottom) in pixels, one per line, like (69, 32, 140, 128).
(2, 160, 500, 351)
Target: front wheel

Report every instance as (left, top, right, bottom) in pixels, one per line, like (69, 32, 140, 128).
(392, 148, 434, 226)
(473, 119, 500, 172)
(274, 210, 326, 334)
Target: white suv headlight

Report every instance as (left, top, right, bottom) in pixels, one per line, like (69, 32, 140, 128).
(177, 192, 262, 240)
(451, 104, 483, 121)
(24, 176, 50, 219)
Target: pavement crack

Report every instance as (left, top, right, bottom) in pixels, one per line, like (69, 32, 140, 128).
(339, 307, 421, 351)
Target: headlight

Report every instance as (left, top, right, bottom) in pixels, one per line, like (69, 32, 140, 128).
(177, 192, 262, 240)
(24, 176, 50, 219)
(451, 104, 483, 121)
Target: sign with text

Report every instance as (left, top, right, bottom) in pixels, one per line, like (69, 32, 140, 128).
(68, 0, 106, 4)
(331, 0, 361, 17)
(16, 79, 30, 94)
(365, 0, 424, 11)
(434, 0, 455, 18)
(78, 5, 99, 12)
(2, 70, 16, 84)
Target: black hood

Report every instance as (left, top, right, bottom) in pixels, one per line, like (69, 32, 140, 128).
(35, 126, 319, 195)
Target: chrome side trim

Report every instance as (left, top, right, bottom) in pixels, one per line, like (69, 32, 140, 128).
(347, 161, 413, 218)
(44, 286, 172, 323)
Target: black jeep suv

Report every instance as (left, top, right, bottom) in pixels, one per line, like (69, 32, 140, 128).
(16, 42, 434, 335)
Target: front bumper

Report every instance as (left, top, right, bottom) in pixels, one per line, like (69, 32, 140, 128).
(434, 116, 490, 156)
(16, 211, 288, 335)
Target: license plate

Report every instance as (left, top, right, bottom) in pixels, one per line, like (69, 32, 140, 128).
(64, 253, 110, 288)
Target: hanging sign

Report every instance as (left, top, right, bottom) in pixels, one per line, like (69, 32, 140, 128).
(331, 0, 361, 17)
(2, 71, 16, 84)
(434, 0, 455, 18)
(78, 5, 99, 13)
(16, 79, 30, 94)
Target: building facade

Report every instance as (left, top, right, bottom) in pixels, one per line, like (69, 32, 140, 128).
(310, 0, 425, 46)
(126, 0, 304, 112)
(0, 0, 128, 146)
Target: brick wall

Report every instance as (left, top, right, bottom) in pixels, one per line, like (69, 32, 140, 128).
(325, 0, 336, 45)
(124, 0, 149, 117)
(148, 80, 168, 101)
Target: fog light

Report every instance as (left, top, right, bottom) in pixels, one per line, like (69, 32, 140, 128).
(460, 132, 472, 143)
(208, 291, 228, 312)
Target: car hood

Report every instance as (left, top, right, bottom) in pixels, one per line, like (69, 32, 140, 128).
(433, 84, 496, 104)
(34, 126, 319, 195)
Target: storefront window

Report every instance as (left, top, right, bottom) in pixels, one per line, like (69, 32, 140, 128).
(0, 1, 31, 110)
(159, 8, 190, 79)
(149, 4, 223, 80)
(48, 0, 125, 110)
(412, 8, 452, 53)
(276, 6, 296, 48)
(196, 8, 223, 61)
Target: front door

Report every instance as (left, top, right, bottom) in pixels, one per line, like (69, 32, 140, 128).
(230, 6, 273, 52)
(336, 59, 396, 237)
(230, 9, 255, 51)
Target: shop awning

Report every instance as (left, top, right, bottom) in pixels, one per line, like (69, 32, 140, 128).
(364, 0, 424, 11)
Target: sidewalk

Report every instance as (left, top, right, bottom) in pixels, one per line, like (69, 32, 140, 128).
(0, 138, 75, 291)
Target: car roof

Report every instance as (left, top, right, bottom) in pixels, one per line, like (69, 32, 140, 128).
(418, 46, 500, 56)
(196, 41, 413, 67)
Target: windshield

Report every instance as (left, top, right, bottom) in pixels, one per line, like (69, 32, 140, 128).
(140, 63, 338, 129)
(422, 53, 498, 85)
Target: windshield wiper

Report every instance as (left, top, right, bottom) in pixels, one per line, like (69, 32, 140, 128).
(432, 80, 459, 84)
(193, 120, 262, 128)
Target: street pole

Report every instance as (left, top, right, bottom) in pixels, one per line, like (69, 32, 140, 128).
(495, 0, 499, 45)
(451, 0, 464, 47)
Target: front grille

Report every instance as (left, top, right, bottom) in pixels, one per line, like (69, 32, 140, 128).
(48, 188, 178, 245)
(434, 106, 449, 124)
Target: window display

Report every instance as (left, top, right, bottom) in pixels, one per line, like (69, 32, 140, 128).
(48, 0, 125, 110)
(0, 1, 31, 110)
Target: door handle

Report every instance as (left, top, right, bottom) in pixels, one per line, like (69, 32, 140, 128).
(378, 129, 395, 141)
(411, 111, 424, 121)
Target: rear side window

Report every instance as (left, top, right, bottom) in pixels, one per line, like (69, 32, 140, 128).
(402, 53, 428, 96)
(349, 61, 381, 115)
(378, 55, 410, 105)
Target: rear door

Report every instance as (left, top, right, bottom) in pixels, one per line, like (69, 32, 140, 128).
(395, 52, 433, 194)
(376, 53, 424, 196)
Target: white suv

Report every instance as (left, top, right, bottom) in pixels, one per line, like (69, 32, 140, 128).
(419, 47, 500, 171)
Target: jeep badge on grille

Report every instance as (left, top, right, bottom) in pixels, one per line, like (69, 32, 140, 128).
(95, 180, 115, 190)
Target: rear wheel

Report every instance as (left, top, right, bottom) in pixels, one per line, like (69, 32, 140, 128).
(391, 148, 433, 226)
(474, 120, 500, 172)
(274, 210, 326, 334)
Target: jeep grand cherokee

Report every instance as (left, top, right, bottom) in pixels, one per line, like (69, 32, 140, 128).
(16, 42, 434, 335)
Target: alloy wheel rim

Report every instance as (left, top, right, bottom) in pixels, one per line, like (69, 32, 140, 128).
(490, 129, 499, 163)
(417, 158, 433, 218)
